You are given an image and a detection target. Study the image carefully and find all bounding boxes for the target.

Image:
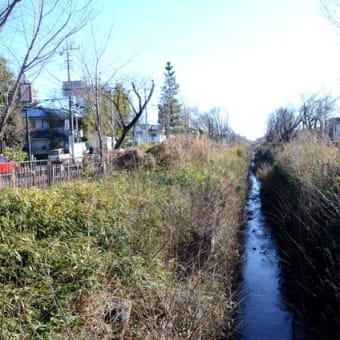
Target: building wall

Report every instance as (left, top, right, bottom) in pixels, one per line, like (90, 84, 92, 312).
(89, 136, 113, 151)
(329, 118, 340, 141)
(332, 123, 340, 141)
(131, 124, 166, 145)
(31, 140, 49, 154)
(33, 119, 50, 130)
(29, 118, 68, 158)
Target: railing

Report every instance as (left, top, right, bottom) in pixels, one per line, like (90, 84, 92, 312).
(0, 154, 108, 190)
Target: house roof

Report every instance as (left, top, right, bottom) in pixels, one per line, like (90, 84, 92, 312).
(21, 107, 67, 119)
(21, 105, 83, 120)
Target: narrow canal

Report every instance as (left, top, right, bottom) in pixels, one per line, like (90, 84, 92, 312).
(237, 168, 293, 340)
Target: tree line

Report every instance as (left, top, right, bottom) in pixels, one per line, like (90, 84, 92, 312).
(265, 93, 338, 143)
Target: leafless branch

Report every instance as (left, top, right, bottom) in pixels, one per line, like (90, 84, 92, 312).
(319, 0, 340, 30)
(114, 80, 155, 149)
(0, 0, 93, 151)
(0, 0, 21, 32)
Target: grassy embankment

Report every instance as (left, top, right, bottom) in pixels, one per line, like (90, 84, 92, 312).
(1, 136, 251, 339)
(255, 135, 340, 337)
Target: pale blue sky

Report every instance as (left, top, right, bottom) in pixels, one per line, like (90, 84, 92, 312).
(34, 0, 340, 140)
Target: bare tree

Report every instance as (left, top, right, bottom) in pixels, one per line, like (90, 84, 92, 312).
(265, 107, 300, 142)
(80, 22, 121, 174)
(179, 106, 200, 133)
(299, 93, 337, 135)
(112, 80, 155, 149)
(82, 66, 107, 174)
(265, 112, 277, 142)
(189, 107, 234, 143)
(320, 0, 340, 31)
(0, 0, 21, 31)
(0, 0, 92, 152)
(84, 77, 154, 172)
(80, 22, 154, 172)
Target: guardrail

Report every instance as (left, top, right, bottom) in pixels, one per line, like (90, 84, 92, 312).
(0, 154, 105, 189)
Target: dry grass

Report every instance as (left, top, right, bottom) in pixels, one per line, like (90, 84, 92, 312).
(147, 134, 211, 167)
(0, 136, 252, 339)
(256, 138, 340, 337)
(277, 133, 339, 188)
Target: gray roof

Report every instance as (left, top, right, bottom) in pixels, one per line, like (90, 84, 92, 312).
(21, 106, 83, 119)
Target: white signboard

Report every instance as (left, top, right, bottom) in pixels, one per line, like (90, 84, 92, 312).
(62, 80, 85, 96)
(19, 83, 34, 103)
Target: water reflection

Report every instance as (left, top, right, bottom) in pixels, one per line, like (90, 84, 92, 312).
(237, 171, 293, 340)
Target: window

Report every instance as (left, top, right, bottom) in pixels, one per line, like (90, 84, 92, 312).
(43, 120, 50, 129)
(34, 120, 42, 129)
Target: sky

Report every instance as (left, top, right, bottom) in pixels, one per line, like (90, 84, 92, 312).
(32, 0, 340, 140)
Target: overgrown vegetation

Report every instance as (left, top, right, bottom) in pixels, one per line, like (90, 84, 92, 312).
(3, 147, 27, 162)
(0, 136, 251, 339)
(255, 134, 340, 338)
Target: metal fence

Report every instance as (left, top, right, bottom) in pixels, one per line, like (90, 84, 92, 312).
(0, 154, 106, 190)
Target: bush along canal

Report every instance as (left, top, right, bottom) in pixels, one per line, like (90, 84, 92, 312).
(237, 167, 293, 339)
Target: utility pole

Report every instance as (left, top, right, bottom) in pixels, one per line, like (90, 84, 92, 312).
(144, 88, 148, 144)
(25, 108, 32, 162)
(61, 41, 79, 158)
(110, 89, 115, 149)
(19, 76, 34, 165)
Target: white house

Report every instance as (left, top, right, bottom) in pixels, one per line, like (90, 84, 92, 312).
(328, 117, 340, 141)
(129, 123, 166, 145)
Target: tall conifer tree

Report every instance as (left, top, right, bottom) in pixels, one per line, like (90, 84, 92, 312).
(158, 62, 183, 136)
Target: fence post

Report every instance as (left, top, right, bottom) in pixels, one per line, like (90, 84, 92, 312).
(11, 169, 16, 187)
(32, 166, 36, 187)
(47, 160, 52, 186)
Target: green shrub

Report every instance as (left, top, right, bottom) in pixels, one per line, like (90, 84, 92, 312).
(3, 147, 28, 162)
(0, 137, 252, 338)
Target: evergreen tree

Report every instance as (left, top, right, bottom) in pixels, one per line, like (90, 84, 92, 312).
(158, 61, 183, 136)
(0, 56, 24, 149)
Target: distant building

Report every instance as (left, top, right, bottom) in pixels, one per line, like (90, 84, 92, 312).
(21, 104, 83, 159)
(128, 123, 166, 145)
(328, 117, 340, 141)
(88, 136, 114, 153)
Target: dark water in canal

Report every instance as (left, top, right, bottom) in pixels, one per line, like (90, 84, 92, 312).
(237, 170, 293, 340)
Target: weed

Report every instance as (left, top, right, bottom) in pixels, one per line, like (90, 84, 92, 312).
(0, 136, 251, 338)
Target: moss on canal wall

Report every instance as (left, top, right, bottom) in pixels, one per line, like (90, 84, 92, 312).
(0, 136, 251, 339)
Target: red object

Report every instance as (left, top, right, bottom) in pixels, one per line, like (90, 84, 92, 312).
(0, 156, 18, 174)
